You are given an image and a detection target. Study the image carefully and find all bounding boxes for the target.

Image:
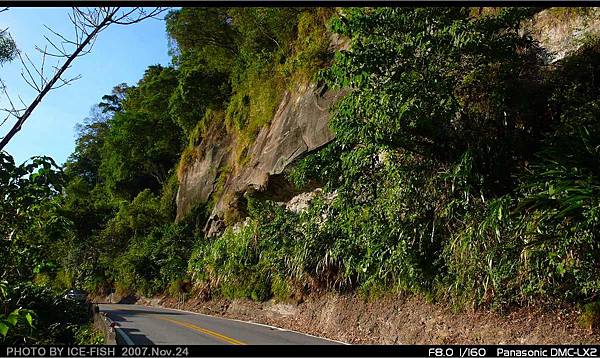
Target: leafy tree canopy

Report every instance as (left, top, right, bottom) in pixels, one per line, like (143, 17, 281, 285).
(100, 65, 183, 199)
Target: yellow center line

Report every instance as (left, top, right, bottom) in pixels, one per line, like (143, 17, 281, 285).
(156, 316, 247, 345)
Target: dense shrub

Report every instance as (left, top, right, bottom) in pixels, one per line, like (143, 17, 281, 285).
(2, 283, 90, 344)
(186, 8, 600, 310)
(114, 223, 194, 297)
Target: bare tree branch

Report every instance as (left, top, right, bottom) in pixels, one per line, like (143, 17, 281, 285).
(0, 7, 168, 150)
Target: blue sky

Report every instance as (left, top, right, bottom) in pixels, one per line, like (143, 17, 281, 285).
(0, 7, 172, 165)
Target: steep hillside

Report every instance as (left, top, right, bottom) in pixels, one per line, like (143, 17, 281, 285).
(177, 83, 344, 235)
(7, 7, 600, 345)
(173, 6, 600, 316)
(177, 7, 600, 238)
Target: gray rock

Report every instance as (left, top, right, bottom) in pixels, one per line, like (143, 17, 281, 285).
(207, 84, 344, 233)
(176, 82, 344, 233)
(525, 8, 600, 63)
(175, 122, 231, 221)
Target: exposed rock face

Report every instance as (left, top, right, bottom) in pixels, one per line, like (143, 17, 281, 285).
(177, 7, 598, 231)
(175, 81, 344, 230)
(205, 84, 344, 235)
(284, 188, 337, 214)
(176, 123, 231, 220)
(285, 189, 323, 214)
(527, 8, 600, 62)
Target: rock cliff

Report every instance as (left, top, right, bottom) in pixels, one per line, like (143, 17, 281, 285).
(176, 7, 600, 235)
(175, 82, 344, 234)
(176, 120, 232, 221)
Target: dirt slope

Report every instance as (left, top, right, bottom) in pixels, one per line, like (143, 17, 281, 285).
(124, 292, 600, 344)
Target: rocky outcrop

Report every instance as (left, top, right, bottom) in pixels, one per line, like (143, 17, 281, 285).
(284, 188, 337, 214)
(175, 81, 344, 230)
(526, 8, 600, 62)
(176, 122, 231, 220)
(205, 83, 344, 235)
(177, 7, 599, 232)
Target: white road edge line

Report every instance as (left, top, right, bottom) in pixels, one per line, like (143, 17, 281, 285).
(131, 304, 349, 345)
(114, 325, 135, 345)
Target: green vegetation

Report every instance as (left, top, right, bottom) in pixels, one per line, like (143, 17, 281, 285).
(0, 28, 17, 64)
(579, 302, 600, 331)
(167, 7, 333, 166)
(0, 150, 96, 343)
(188, 8, 600, 310)
(4, 6, 600, 343)
(0, 7, 332, 343)
(74, 324, 104, 344)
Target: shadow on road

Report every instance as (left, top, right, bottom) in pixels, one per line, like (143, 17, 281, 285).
(119, 327, 155, 345)
(103, 307, 185, 318)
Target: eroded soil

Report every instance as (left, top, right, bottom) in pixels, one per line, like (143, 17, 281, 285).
(93, 292, 600, 344)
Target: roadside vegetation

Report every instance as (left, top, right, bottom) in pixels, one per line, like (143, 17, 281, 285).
(4, 7, 600, 343)
(185, 7, 600, 311)
(1, 7, 332, 343)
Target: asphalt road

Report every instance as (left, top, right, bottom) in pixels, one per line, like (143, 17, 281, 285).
(99, 304, 342, 345)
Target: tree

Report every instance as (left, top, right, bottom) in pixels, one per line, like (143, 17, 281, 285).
(0, 35, 16, 65)
(0, 7, 166, 151)
(0, 8, 16, 65)
(0, 32, 16, 64)
(323, 7, 545, 193)
(168, 61, 229, 134)
(66, 108, 110, 185)
(0, 151, 64, 283)
(227, 8, 300, 55)
(166, 7, 238, 73)
(100, 66, 183, 198)
(98, 82, 128, 114)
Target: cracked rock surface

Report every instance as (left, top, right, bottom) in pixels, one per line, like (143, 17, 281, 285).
(176, 82, 344, 233)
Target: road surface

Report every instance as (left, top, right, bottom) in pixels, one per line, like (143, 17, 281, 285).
(99, 304, 341, 345)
